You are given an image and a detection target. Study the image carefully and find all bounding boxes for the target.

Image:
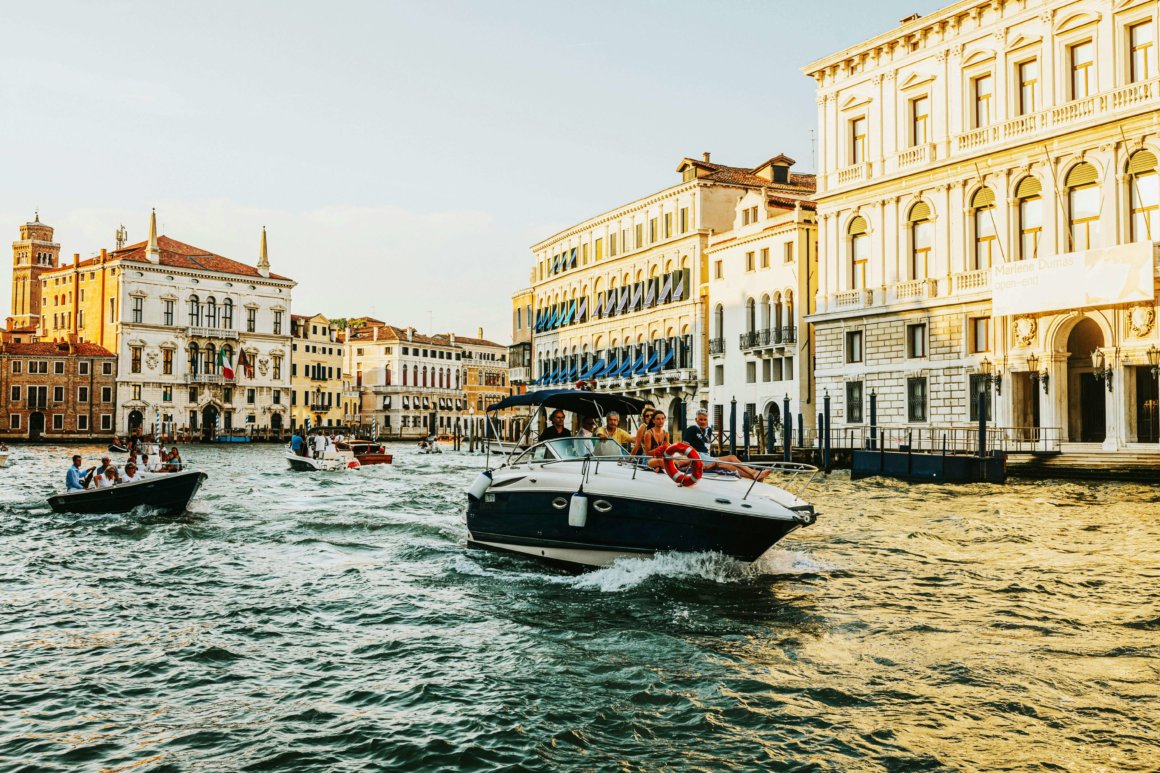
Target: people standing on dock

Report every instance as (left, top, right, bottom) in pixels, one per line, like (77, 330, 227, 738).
(683, 409, 769, 482)
(597, 412, 632, 449)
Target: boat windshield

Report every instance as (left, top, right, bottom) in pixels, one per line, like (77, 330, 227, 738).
(510, 437, 628, 465)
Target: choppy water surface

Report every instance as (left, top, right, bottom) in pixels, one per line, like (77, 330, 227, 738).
(1, 444, 1159, 771)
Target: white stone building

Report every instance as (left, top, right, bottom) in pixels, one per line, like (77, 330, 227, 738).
(804, 0, 1160, 449)
(706, 158, 818, 445)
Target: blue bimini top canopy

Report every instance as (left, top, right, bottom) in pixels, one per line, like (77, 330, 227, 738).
(488, 389, 649, 417)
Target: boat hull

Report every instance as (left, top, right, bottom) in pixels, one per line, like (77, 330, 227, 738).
(467, 487, 803, 568)
(354, 453, 393, 465)
(48, 470, 207, 516)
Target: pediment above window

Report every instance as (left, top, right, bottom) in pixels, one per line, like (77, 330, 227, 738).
(1006, 33, 1043, 52)
(961, 48, 996, 68)
(1055, 11, 1100, 34)
(898, 72, 935, 91)
(839, 93, 872, 111)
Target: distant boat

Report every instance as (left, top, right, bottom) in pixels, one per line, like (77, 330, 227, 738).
(47, 470, 208, 516)
(214, 434, 252, 444)
(0, 449, 8, 467)
(108, 444, 128, 453)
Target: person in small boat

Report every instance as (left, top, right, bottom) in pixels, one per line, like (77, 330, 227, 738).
(682, 409, 769, 482)
(630, 405, 657, 456)
(96, 466, 120, 488)
(573, 416, 598, 455)
(164, 448, 183, 472)
(596, 412, 632, 448)
(312, 432, 328, 459)
(290, 431, 304, 457)
(537, 410, 571, 443)
(121, 462, 146, 484)
(67, 455, 90, 491)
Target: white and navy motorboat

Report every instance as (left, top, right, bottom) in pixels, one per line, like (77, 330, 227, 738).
(285, 449, 359, 471)
(465, 389, 820, 569)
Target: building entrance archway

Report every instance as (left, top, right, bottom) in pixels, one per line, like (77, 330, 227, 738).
(29, 411, 45, 440)
(1063, 317, 1106, 443)
(202, 405, 220, 441)
(128, 410, 143, 434)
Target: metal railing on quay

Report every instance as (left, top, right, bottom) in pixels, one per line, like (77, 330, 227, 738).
(819, 424, 1062, 455)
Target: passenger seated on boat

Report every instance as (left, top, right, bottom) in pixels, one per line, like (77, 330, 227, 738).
(640, 411, 671, 472)
(96, 466, 120, 488)
(67, 455, 89, 491)
(537, 410, 572, 443)
(596, 412, 632, 449)
(121, 462, 145, 484)
(682, 409, 770, 482)
(164, 448, 183, 472)
(630, 406, 657, 457)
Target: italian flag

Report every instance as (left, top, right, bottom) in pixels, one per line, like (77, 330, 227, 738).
(218, 348, 235, 379)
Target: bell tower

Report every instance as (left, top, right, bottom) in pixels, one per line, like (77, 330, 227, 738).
(7, 213, 60, 330)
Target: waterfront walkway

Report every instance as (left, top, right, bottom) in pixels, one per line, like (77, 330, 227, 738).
(1006, 444, 1160, 483)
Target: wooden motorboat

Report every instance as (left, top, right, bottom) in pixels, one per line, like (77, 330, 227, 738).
(48, 470, 208, 516)
(108, 444, 128, 453)
(338, 440, 393, 465)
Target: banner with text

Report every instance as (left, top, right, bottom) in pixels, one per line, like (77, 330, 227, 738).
(991, 242, 1156, 317)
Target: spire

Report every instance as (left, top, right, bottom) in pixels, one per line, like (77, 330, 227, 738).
(146, 208, 160, 264)
(257, 226, 270, 277)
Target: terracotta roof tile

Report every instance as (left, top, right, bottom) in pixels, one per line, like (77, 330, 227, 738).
(54, 235, 292, 281)
(2, 341, 115, 357)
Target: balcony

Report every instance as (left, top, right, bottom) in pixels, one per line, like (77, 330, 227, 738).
(185, 373, 232, 385)
(834, 288, 873, 309)
(740, 327, 798, 351)
(187, 326, 239, 340)
(897, 142, 935, 168)
(953, 76, 1160, 156)
(953, 269, 991, 293)
(739, 331, 762, 350)
(837, 162, 870, 186)
(893, 278, 936, 301)
(509, 366, 531, 383)
(779, 326, 797, 345)
(342, 389, 361, 398)
(709, 337, 726, 355)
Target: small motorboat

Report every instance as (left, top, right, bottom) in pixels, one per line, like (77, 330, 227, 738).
(338, 440, 393, 466)
(214, 433, 252, 444)
(285, 449, 360, 472)
(418, 438, 443, 454)
(465, 389, 820, 569)
(48, 470, 208, 516)
(0, 448, 9, 467)
(108, 444, 128, 453)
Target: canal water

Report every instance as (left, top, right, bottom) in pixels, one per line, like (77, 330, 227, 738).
(1, 444, 1158, 771)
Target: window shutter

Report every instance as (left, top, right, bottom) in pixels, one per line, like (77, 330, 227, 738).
(971, 187, 996, 208)
(908, 201, 932, 222)
(848, 215, 868, 235)
(1015, 176, 1042, 199)
(1128, 150, 1158, 176)
(1065, 162, 1098, 187)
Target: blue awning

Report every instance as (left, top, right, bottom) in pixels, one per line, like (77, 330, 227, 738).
(657, 349, 675, 371)
(549, 306, 560, 329)
(580, 358, 605, 379)
(619, 354, 642, 377)
(563, 300, 576, 326)
(641, 350, 660, 374)
(631, 352, 651, 376)
(597, 358, 619, 378)
(565, 363, 579, 382)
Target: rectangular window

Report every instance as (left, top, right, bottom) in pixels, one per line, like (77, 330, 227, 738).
(634, 224, 643, 249)
(78, 414, 89, 431)
(273, 311, 283, 335)
(11, 361, 21, 374)
(1019, 195, 1043, 259)
(163, 348, 173, 375)
(10, 414, 20, 429)
(223, 388, 233, 403)
(851, 117, 867, 164)
(971, 317, 991, 353)
(247, 388, 256, 404)
(247, 308, 257, 333)
(1069, 183, 1101, 250)
(911, 95, 930, 146)
(101, 414, 113, 431)
(973, 73, 993, 128)
(846, 331, 863, 363)
(907, 323, 927, 358)
(54, 361, 64, 375)
(1130, 167, 1159, 241)
(109, 297, 116, 323)
(742, 209, 750, 226)
(1018, 60, 1038, 115)
(163, 385, 173, 402)
(761, 248, 770, 268)
(594, 238, 604, 261)
(911, 220, 933, 279)
(609, 233, 617, 256)
(846, 381, 864, 423)
(679, 207, 689, 233)
(969, 374, 992, 421)
(132, 296, 143, 324)
(273, 390, 281, 405)
(714, 260, 723, 279)
(132, 384, 142, 401)
(714, 364, 725, 386)
(131, 346, 142, 373)
(746, 251, 755, 272)
(649, 218, 657, 242)
(53, 414, 64, 430)
(1130, 22, 1154, 83)
(762, 359, 772, 382)
(101, 387, 113, 402)
(10, 385, 20, 401)
(78, 386, 89, 403)
(53, 386, 64, 403)
(273, 358, 282, 380)
(907, 377, 928, 422)
(102, 362, 113, 375)
(974, 206, 996, 269)
(746, 361, 757, 383)
(164, 299, 174, 326)
(664, 213, 672, 239)
(79, 361, 89, 375)
(1070, 41, 1094, 100)
(581, 243, 588, 264)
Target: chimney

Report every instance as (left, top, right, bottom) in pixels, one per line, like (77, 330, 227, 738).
(702, 152, 711, 162)
(407, 328, 414, 341)
(373, 326, 379, 341)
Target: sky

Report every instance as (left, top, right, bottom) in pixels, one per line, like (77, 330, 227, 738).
(0, 0, 944, 343)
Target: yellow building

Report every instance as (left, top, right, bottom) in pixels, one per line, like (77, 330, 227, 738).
(290, 313, 355, 430)
(458, 328, 512, 439)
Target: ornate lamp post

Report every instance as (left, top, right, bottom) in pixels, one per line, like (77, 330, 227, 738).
(1091, 349, 1114, 391)
(1027, 352, 1050, 394)
(980, 357, 1002, 397)
(1148, 344, 1160, 380)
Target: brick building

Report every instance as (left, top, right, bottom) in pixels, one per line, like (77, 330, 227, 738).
(0, 340, 117, 441)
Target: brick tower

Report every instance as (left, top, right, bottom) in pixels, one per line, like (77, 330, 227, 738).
(7, 213, 59, 330)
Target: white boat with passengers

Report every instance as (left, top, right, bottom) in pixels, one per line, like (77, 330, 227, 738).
(465, 389, 820, 569)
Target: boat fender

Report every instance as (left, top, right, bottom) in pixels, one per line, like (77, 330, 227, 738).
(467, 470, 493, 500)
(568, 492, 588, 528)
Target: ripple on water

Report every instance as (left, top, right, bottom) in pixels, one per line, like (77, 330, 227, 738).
(2, 443, 1160, 770)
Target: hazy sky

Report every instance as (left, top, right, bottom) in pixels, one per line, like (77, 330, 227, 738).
(0, 0, 943, 343)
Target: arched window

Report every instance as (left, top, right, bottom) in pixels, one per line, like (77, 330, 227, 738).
(773, 292, 783, 334)
(848, 216, 869, 289)
(455, 370, 461, 389)
(188, 295, 201, 326)
(205, 296, 218, 327)
(204, 343, 216, 374)
(385, 367, 392, 385)
(421, 366, 427, 387)
(222, 298, 234, 329)
(785, 290, 795, 331)
(1066, 162, 1100, 250)
(402, 364, 408, 386)
(714, 304, 724, 339)
(1015, 176, 1042, 260)
(760, 294, 772, 330)
(908, 202, 933, 280)
(1128, 150, 1159, 242)
(746, 298, 756, 333)
(187, 342, 200, 374)
(971, 187, 997, 270)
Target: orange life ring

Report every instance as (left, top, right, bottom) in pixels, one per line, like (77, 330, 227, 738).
(347, 460, 361, 469)
(662, 442, 703, 487)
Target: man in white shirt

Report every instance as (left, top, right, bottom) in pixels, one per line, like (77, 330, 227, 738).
(312, 433, 327, 458)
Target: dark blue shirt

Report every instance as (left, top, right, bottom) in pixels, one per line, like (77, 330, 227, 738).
(682, 425, 712, 454)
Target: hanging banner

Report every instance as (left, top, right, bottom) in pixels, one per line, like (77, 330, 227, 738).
(991, 242, 1156, 317)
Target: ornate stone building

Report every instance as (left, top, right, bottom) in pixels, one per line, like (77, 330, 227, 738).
(805, 0, 1159, 449)
(38, 213, 296, 438)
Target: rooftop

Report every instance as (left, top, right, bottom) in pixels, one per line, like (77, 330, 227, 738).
(45, 235, 292, 282)
(1, 340, 115, 357)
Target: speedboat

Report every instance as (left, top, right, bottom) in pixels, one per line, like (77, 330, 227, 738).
(465, 389, 820, 569)
(0, 448, 8, 467)
(338, 439, 393, 465)
(285, 449, 360, 471)
(418, 439, 442, 455)
(48, 470, 208, 515)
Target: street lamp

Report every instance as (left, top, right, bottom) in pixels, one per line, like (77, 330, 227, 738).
(1027, 352, 1050, 394)
(1091, 349, 1114, 392)
(1148, 344, 1160, 380)
(980, 357, 1002, 396)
